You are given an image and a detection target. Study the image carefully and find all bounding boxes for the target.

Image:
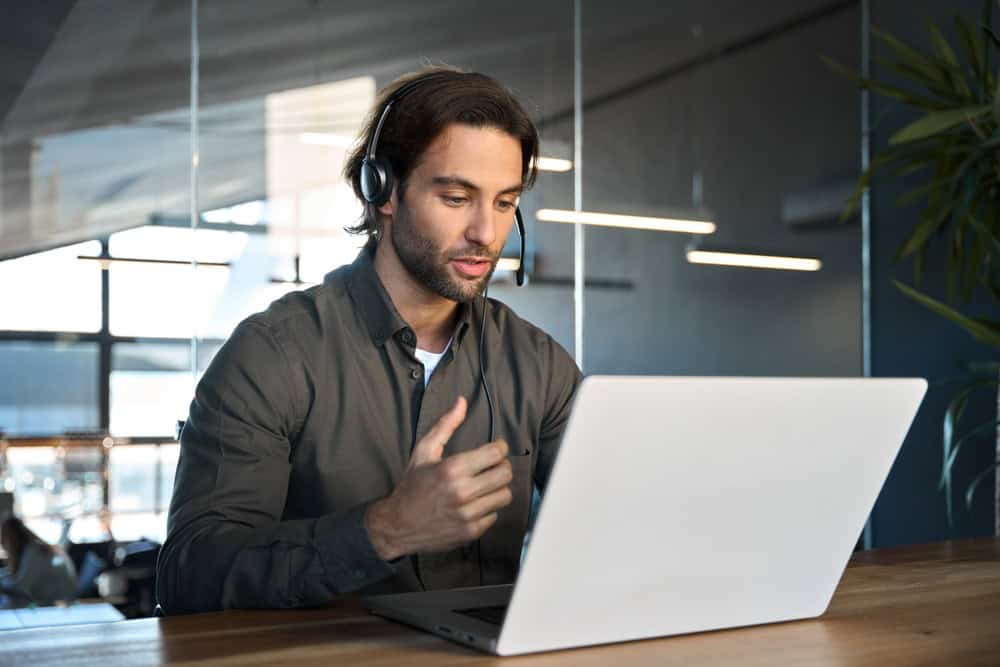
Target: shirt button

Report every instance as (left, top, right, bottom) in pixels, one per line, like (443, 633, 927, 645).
(353, 568, 365, 579)
(410, 368, 421, 380)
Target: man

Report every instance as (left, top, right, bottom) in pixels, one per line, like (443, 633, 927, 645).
(155, 66, 582, 614)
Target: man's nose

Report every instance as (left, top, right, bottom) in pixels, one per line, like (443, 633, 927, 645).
(465, 202, 496, 248)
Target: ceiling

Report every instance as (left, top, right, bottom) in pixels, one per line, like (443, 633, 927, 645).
(0, 0, 856, 258)
(2, 0, 854, 139)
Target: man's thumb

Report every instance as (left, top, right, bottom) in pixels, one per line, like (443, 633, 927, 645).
(411, 396, 467, 465)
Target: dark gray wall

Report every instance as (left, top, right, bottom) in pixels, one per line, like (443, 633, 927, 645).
(869, 0, 996, 546)
(498, 4, 863, 378)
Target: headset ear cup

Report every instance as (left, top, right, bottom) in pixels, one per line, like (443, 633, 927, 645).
(361, 158, 395, 206)
(375, 159, 394, 207)
(360, 158, 381, 204)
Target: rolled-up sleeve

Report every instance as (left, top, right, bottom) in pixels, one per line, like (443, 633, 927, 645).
(155, 318, 395, 614)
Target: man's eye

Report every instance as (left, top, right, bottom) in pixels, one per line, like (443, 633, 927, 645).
(497, 201, 515, 211)
(443, 196, 467, 206)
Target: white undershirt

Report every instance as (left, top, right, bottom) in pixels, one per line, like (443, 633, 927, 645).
(414, 337, 453, 388)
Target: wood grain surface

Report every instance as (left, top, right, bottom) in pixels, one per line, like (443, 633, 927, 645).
(2, 538, 998, 666)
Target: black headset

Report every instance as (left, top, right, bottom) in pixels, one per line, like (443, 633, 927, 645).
(359, 72, 526, 289)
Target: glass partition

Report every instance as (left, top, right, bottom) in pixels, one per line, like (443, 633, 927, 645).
(194, 0, 580, 366)
(576, 1, 862, 377)
(0, 0, 872, 618)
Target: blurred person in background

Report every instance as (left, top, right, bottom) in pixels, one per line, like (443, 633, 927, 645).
(0, 516, 78, 609)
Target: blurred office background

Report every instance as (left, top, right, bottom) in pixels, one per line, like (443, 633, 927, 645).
(0, 0, 995, 618)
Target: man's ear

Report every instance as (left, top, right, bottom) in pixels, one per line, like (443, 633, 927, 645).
(376, 189, 397, 217)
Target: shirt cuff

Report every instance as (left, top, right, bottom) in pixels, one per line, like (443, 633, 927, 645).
(315, 502, 399, 592)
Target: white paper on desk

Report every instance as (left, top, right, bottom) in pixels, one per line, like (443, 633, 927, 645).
(0, 610, 22, 630)
(9, 603, 125, 629)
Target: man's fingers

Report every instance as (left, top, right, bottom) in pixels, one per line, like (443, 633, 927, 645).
(469, 512, 499, 539)
(446, 438, 509, 477)
(459, 486, 513, 522)
(462, 458, 513, 500)
(411, 397, 467, 465)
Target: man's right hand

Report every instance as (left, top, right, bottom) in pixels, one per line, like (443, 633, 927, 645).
(365, 396, 514, 561)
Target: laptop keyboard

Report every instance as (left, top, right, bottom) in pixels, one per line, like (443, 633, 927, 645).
(455, 605, 508, 626)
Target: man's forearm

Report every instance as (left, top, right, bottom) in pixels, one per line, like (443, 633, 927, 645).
(156, 504, 396, 614)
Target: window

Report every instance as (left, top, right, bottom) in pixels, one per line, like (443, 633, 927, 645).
(108, 443, 177, 542)
(110, 342, 220, 437)
(3, 447, 65, 544)
(0, 341, 99, 436)
(0, 241, 102, 332)
(108, 227, 248, 338)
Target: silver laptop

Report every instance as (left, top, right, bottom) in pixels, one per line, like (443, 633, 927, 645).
(363, 376, 927, 655)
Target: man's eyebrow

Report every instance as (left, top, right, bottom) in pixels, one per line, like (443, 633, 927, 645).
(430, 176, 523, 196)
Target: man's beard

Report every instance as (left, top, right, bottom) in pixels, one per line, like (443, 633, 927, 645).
(390, 201, 497, 303)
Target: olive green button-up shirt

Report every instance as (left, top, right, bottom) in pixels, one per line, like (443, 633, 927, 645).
(155, 244, 582, 614)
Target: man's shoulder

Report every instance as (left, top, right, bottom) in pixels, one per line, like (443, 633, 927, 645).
(241, 264, 353, 339)
(486, 298, 576, 369)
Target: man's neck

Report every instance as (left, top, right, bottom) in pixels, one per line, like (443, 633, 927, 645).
(372, 240, 459, 354)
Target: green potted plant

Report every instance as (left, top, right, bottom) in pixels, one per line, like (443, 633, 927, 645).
(826, 2, 1000, 530)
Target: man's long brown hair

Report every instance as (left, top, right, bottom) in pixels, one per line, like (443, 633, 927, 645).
(343, 65, 540, 243)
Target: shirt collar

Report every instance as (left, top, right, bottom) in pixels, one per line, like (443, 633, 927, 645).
(342, 241, 475, 349)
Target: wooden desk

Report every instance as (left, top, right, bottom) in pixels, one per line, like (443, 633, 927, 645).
(3, 538, 999, 666)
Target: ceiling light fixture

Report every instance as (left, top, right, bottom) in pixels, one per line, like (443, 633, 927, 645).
(685, 249, 822, 272)
(532, 157, 574, 172)
(537, 209, 716, 235)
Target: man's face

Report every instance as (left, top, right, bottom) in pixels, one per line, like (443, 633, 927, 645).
(382, 123, 523, 303)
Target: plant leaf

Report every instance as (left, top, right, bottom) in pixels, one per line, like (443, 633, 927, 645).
(927, 19, 961, 67)
(941, 415, 1000, 488)
(893, 159, 938, 178)
(898, 175, 955, 205)
(873, 27, 958, 85)
(937, 376, 996, 525)
(970, 215, 1000, 261)
(914, 242, 930, 285)
(841, 150, 908, 220)
(822, 56, 951, 109)
(894, 280, 1000, 348)
(983, 23, 1000, 51)
(876, 57, 973, 104)
(947, 223, 961, 301)
(963, 225, 986, 301)
(890, 105, 993, 144)
(896, 207, 951, 259)
(965, 461, 1000, 508)
(955, 15, 987, 86)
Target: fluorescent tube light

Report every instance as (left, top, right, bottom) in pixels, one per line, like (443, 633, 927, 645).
(496, 258, 521, 271)
(686, 250, 822, 272)
(532, 157, 574, 172)
(537, 209, 716, 235)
